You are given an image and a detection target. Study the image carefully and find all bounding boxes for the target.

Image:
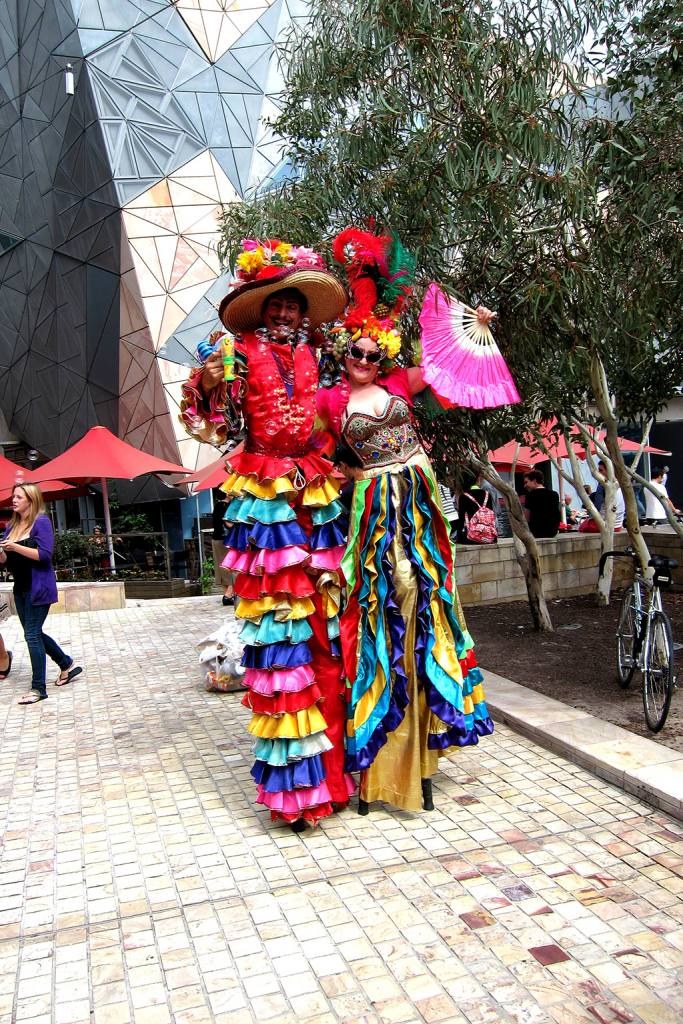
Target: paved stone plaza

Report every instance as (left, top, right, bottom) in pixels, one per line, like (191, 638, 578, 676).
(0, 597, 681, 1024)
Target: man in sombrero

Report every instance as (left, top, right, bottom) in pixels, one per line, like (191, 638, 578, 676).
(181, 240, 355, 831)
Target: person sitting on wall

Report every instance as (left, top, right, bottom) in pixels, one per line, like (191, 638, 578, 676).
(522, 470, 560, 538)
(643, 466, 680, 526)
(578, 460, 625, 533)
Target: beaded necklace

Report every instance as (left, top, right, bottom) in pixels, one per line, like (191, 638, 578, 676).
(254, 321, 311, 400)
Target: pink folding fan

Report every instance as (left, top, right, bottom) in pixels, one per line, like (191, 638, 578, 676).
(418, 283, 520, 409)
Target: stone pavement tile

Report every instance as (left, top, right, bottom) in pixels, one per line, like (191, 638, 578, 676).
(1, 601, 682, 1023)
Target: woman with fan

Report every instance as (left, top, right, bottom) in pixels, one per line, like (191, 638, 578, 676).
(317, 228, 516, 814)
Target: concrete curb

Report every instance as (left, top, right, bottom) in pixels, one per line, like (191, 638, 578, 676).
(484, 670, 683, 822)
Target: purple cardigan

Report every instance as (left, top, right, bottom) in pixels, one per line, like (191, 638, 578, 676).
(2, 514, 58, 606)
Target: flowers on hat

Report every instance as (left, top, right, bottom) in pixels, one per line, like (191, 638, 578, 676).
(235, 239, 325, 283)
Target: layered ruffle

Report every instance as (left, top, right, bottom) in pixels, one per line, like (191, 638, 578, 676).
(223, 451, 352, 824)
(247, 705, 329, 740)
(228, 448, 339, 486)
(343, 462, 493, 776)
(222, 546, 309, 575)
(244, 664, 315, 695)
(253, 734, 333, 765)
(225, 494, 296, 525)
(243, 683, 323, 715)
(252, 754, 326, 792)
(239, 614, 313, 646)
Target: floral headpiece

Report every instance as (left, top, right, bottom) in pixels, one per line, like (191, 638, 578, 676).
(331, 227, 416, 360)
(235, 239, 325, 283)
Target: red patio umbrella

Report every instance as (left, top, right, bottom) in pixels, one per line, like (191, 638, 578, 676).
(0, 453, 81, 504)
(178, 444, 245, 493)
(0, 478, 81, 505)
(30, 426, 188, 569)
(490, 423, 670, 470)
(487, 440, 539, 472)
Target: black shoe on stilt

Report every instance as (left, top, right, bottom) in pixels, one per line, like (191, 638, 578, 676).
(358, 798, 369, 816)
(291, 818, 307, 833)
(421, 779, 434, 811)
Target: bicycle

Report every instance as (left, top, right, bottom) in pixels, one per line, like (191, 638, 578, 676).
(598, 547, 678, 732)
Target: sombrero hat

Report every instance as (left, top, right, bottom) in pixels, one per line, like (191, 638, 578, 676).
(219, 266, 348, 334)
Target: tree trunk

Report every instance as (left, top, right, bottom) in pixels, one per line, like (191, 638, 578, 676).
(475, 460, 554, 632)
(532, 421, 616, 604)
(590, 354, 651, 573)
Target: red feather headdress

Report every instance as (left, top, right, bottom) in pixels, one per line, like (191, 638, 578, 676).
(331, 227, 416, 356)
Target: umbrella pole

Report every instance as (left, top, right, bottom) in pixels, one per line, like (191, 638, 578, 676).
(101, 477, 116, 573)
(195, 492, 204, 579)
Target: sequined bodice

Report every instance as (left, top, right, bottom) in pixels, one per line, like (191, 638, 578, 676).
(343, 395, 422, 469)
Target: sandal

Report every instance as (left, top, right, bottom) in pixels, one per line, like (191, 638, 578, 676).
(55, 664, 83, 686)
(18, 691, 47, 705)
(0, 651, 12, 679)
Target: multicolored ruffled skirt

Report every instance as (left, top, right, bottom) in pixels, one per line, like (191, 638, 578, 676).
(221, 449, 355, 825)
(340, 453, 494, 812)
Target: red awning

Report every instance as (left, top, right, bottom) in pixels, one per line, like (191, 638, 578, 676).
(29, 426, 188, 484)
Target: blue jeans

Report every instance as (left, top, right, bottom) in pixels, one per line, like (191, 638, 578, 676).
(14, 592, 71, 697)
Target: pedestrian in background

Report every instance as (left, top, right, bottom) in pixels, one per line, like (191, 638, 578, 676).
(522, 470, 561, 538)
(0, 483, 81, 704)
(644, 466, 680, 525)
(211, 487, 234, 606)
(0, 632, 11, 680)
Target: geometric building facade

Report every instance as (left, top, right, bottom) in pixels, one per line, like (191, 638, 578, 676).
(0, 0, 303, 471)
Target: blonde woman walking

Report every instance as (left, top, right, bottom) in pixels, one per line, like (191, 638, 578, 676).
(0, 483, 81, 704)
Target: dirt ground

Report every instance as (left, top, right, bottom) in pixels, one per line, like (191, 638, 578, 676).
(466, 589, 683, 753)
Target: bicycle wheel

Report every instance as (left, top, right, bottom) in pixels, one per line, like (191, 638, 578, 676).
(642, 610, 674, 732)
(616, 585, 638, 689)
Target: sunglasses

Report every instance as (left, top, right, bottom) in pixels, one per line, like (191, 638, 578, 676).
(347, 344, 382, 364)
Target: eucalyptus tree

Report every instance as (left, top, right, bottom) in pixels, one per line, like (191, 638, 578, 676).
(217, 0, 682, 627)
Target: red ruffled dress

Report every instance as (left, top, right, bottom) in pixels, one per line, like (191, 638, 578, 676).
(182, 334, 355, 825)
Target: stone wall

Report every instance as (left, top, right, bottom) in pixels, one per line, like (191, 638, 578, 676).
(456, 529, 681, 606)
(0, 582, 126, 615)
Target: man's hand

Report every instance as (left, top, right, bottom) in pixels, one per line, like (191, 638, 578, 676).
(201, 352, 224, 393)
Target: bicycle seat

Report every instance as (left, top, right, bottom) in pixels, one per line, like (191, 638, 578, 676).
(648, 555, 678, 571)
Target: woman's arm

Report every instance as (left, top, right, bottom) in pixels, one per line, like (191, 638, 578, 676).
(405, 366, 428, 395)
(1, 541, 40, 561)
(31, 516, 55, 563)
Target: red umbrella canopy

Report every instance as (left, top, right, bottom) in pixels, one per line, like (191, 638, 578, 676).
(30, 426, 188, 484)
(590, 431, 670, 458)
(487, 440, 539, 472)
(0, 477, 81, 505)
(0, 454, 81, 504)
(180, 456, 230, 493)
(0, 452, 26, 492)
(178, 444, 244, 493)
(490, 421, 670, 470)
